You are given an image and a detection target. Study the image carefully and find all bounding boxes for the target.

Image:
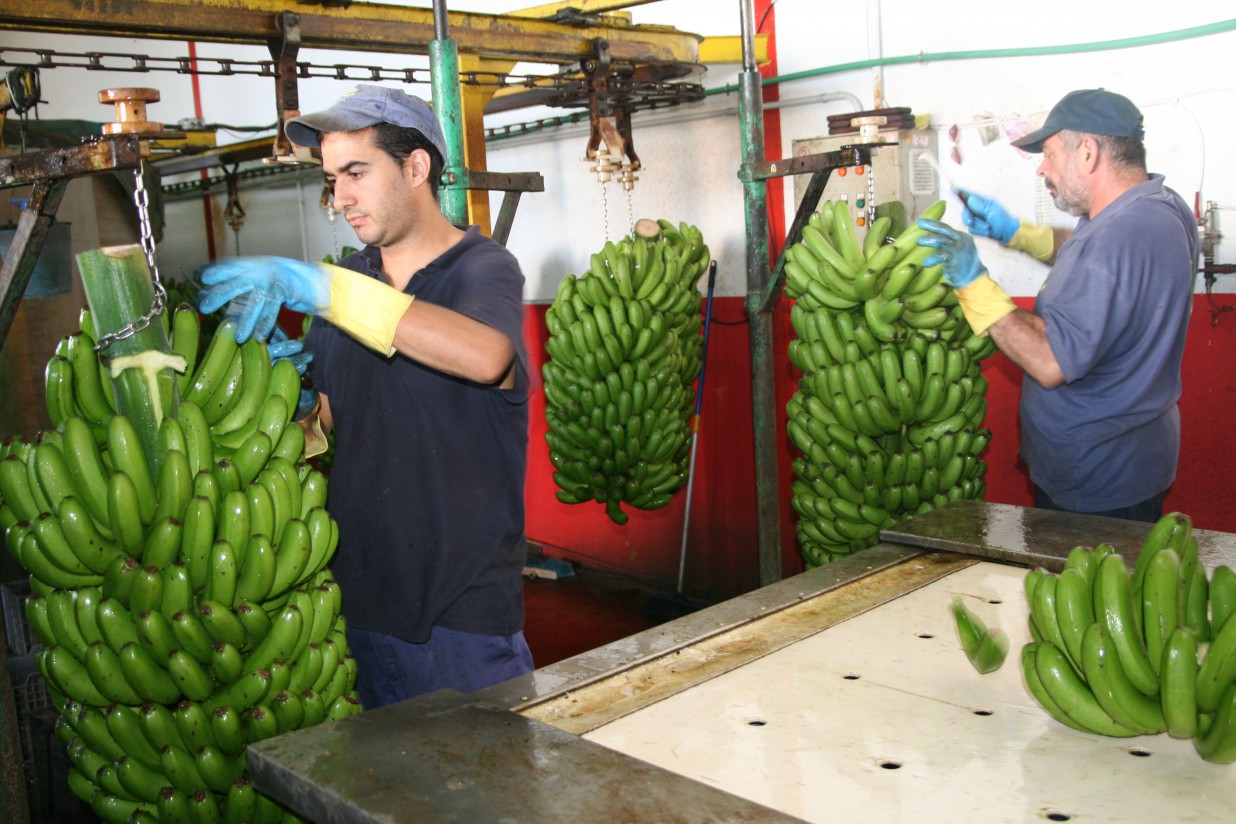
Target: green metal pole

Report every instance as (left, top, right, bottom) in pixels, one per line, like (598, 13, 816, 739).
(738, 0, 782, 587)
(429, 1, 468, 226)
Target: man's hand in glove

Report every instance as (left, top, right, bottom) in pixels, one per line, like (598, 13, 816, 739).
(957, 190, 1055, 262)
(267, 327, 319, 420)
(198, 256, 413, 355)
(916, 218, 1016, 336)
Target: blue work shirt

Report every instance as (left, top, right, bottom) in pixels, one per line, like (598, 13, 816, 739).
(305, 226, 529, 644)
(1020, 174, 1197, 511)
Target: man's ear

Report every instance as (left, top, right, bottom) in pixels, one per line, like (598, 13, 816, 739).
(404, 147, 433, 186)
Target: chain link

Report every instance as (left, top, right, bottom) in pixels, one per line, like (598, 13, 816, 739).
(867, 166, 877, 228)
(601, 182, 611, 242)
(94, 159, 167, 353)
(328, 207, 341, 261)
(626, 187, 635, 238)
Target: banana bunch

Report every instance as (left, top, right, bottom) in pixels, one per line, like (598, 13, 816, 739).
(1021, 512, 1236, 763)
(542, 221, 709, 524)
(784, 200, 996, 567)
(0, 305, 358, 823)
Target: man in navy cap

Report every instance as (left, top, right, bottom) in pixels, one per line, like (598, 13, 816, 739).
(916, 89, 1197, 522)
(199, 84, 533, 708)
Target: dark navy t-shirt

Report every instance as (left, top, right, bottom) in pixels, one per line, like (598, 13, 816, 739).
(305, 226, 529, 643)
(1020, 174, 1197, 511)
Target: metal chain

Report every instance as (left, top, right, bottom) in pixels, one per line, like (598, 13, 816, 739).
(95, 159, 167, 352)
(601, 182, 610, 242)
(626, 187, 635, 237)
(867, 165, 877, 228)
(328, 207, 341, 261)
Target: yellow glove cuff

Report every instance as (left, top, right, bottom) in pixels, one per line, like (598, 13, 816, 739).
(955, 274, 1016, 337)
(324, 264, 415, 355)
(1007, 222, 1054, 262)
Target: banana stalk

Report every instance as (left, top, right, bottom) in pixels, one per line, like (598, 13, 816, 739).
(77, 245, 179, 478)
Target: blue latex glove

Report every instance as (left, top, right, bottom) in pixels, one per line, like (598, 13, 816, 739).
(199, 256, 414, 355)
(267, 326, 313, 376)
(198, 257, 330, 344)
(267, 326, 319, 420)
(916, 218, 986, 287)
(957, 190, 1020, 244)
(916, 218, 1016, 336)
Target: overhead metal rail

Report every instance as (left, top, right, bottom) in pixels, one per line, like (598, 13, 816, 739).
(0, 0, 702, 66)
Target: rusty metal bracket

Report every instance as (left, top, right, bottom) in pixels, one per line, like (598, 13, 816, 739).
(266, 11, 313, 164)
(464, 170, 545, 247)
(750, 146, 874, 315)
(0, 135, 144, 353)
(580, 38, 644, 189)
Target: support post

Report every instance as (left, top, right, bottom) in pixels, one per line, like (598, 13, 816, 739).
(430, 0, 469, 225)
(737, 0, 782, 586)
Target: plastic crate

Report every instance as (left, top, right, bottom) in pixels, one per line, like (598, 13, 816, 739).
(7, 652, 52, 787)
(2, 578, 37, 657)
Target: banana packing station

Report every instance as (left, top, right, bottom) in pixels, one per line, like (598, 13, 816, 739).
(2, 2, 1236, 823)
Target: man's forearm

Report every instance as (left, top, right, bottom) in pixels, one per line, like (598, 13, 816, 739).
(987, 308, 1066, 388)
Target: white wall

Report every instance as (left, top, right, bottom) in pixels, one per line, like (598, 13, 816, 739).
(7, 1, 1236, 300)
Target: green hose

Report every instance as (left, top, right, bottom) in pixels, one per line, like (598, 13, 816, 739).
(487, 18, 1236, 142)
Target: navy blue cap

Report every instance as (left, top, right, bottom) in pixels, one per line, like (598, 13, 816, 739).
(1012, 88, 1144, 153)
(285, 84, 447, 160)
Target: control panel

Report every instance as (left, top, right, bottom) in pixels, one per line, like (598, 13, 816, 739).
(790, 129, 939, 245)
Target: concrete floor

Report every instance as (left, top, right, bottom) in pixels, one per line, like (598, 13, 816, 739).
(521, 564, 695, 668)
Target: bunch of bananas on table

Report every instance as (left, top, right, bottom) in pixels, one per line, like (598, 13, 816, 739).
(542, 221, 709, 524)
(785, 200, 996, 567)
(1022, 512, 1236, 763)
(1, 305, 357, 823)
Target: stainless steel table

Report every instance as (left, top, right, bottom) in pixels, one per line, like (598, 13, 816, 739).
(248, 503, 1236, 823)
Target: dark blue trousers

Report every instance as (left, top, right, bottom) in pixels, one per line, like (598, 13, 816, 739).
(347, 625, 534, 710)
(1033, 486, 1169, 524)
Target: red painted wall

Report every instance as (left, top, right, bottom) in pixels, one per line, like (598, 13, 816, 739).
(523, 293, 1236, 602)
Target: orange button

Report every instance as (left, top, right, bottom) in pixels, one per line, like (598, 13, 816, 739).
(838, 168, 847, 176)
(855, 165, 866, 174)
(856, 216, 866, 227)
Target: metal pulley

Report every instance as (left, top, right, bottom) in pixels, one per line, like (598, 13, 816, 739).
(98, 87, 167, 150)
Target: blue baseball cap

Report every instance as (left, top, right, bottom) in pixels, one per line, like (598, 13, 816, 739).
(1012, 88, 1144, 153)
(285, 83, 448, 160)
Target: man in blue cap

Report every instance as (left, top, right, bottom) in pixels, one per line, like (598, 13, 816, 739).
(916, 89, 1198, 522)
(198, 84, 533, 708)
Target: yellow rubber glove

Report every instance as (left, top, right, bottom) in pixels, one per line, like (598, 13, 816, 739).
(954, 274, 1016, 337)
(1006, 223, 1055, 263)
(324, 264, 415, 355)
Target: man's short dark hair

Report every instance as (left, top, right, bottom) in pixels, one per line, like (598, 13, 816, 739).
(1059, 129, 1146, 173)
(372, 121, 445, 201)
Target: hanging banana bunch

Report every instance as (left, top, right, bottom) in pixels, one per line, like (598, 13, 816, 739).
(784, 200, 998, 568)
(1020, 512, 1236, 764)
(542, 221, 710, 525)
(1, 247, 357, 824)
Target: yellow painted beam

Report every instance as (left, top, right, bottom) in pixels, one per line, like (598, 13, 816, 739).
(0, 0, 701, 66)
(699, 34, 769, 65)
(507, 1, 659, 18)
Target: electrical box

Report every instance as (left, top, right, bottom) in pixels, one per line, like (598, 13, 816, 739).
(790, 129, 939, 245)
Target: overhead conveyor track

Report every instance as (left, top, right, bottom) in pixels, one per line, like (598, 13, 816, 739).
(0, 0, 702, 66)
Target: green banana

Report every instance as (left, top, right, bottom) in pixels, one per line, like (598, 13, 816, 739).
(1140, 547, 1180, 677)
(1054, 567, 1095, 673)
(1211, 565, 1236, 635)
(1095, 552, 1159, 697)
(1020, 642, 1089, 733)
(1196, 608, 1236, 713)
(950, 597, 1008, 674)
(1194, 682, 1236, 764)
(1080, 622, 1166, 734)
(1160, 626, 1200, 740)
(1033, 640, 1139, 737)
